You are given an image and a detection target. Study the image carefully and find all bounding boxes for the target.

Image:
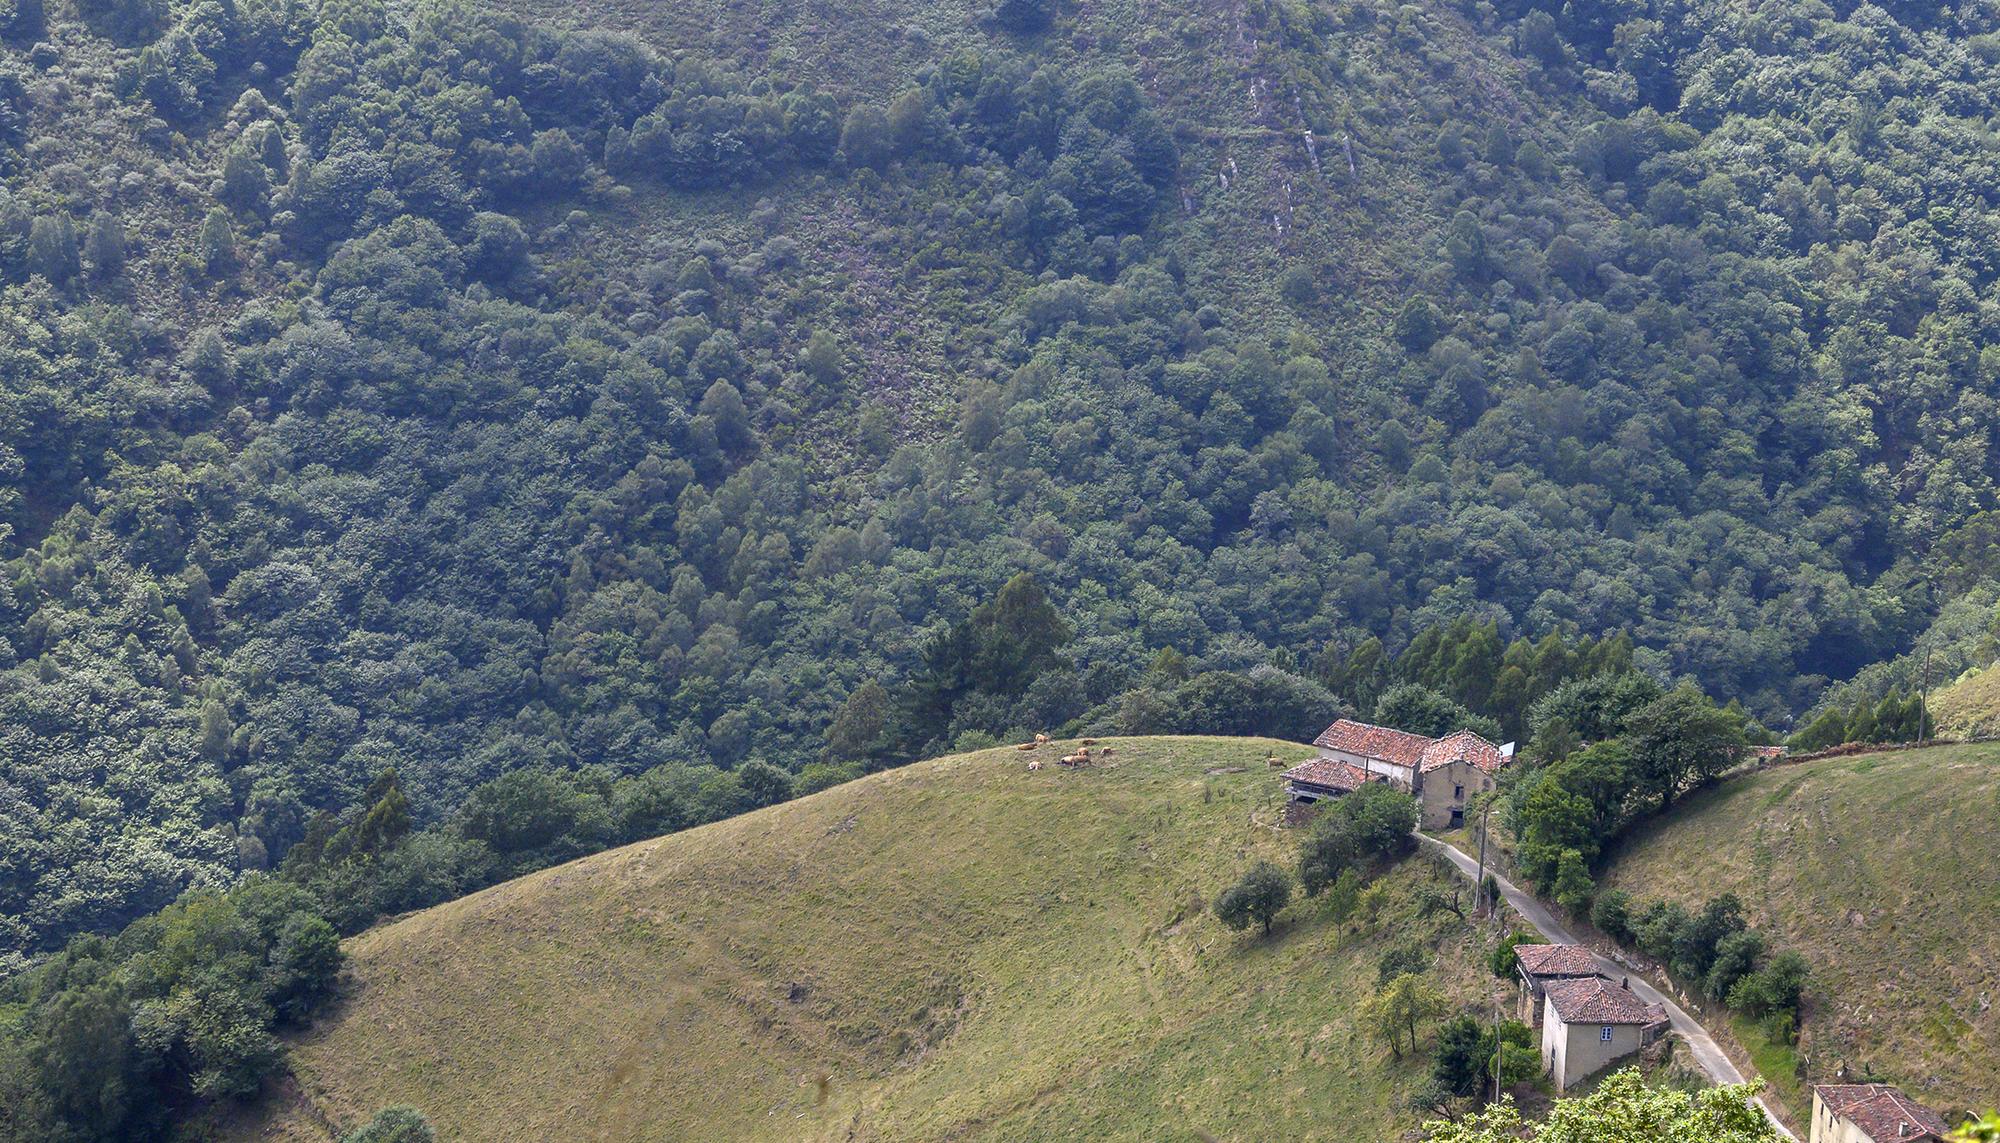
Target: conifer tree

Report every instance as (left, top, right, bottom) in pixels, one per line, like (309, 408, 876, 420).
(199, 208, 236, 276)
(28, 213, 79, 282)
(84, 211, 125, 279)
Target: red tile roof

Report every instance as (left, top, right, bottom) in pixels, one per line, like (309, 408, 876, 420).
(1814, 1085, 1948, 1141)
(1280, 758, 1376, 793)
(1515, 944, 1599, 978)
(1419, 729, 1507, 774)
(1311, 719, 1436, 766)
(1543, 977, 1667, 1025)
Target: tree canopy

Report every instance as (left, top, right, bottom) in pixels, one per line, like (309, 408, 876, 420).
(1422, 1069, 1778, 1142)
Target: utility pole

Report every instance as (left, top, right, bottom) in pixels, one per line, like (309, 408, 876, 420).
(1917, 550, 1939, 743)
(1920, 628, 1933, 741)
(1473, 799, 1493, 919)
(1492, 997, 1503, 1105)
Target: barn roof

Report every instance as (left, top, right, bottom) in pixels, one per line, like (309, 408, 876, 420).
(1311, 719, 1434, 766)
(1280, 758, 1375, 793)
(1514, 944, 1599, 978)
(1419, 729, 1507, 774)
(1543, 977, 1666, 1026)
(1813, 1084, 1948, 1141)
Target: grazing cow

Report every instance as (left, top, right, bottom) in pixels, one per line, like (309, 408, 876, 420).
(1027, 758, 1042, 771)
(1035, 733, 1050, 746)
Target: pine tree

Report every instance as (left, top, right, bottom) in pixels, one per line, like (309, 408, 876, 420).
(28, 213, 80, 283)
(198, 701, 233, 765)
(220, 147, 271, 214)
(199, 208, 237, 276)
(84, 211, 125, 279)
(823, 680, 892, 766)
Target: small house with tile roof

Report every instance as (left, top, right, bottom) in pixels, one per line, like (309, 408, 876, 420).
(1514, 943, 1600, 1026)
(1539, 975, 1669, 1092)
(1281, 718, 1512, 829)
(1810, 1084, 1949, 1143)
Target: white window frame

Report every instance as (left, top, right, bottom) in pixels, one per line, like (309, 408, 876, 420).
(1600, 1025, 1615, 1042)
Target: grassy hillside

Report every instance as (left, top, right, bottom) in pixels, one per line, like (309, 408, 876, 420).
(1932, 667, 2000, 740)
(240, 737, 1494, 1141)
(1600, 743, 2000, 1114)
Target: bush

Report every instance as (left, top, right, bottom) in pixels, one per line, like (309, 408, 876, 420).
(1552, 848, 1595, 913)
(1378, 940, 1431, 984)
(1118, 667, 1341, 741)
(457, 770, 609, 857)
(1704, 928, 1765, 1004)
(344, 1106, 436, 1143)
(735, 759, 795, 809)
(793, 761, 862, 796)
(1492, 1019, 1539, 1086)
(1727, 951, 1808, 1022)
(1670, 894, 1745, 982)
(1432, 1014, 1490, 1096)
(1298, 782, 1417, 894)
(1590, 888, 1632, 942)
(1631, 899, 1688, 963)
(1214, 861, 1292, 936)
(1489, 931, 1535, 979)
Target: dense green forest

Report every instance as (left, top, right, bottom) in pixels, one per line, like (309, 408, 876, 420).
(9, 0, 2000, 1049)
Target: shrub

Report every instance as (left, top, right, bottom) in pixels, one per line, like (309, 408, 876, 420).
(1590, 889, 1632, 942)
(1298, 782, 1417, 895)
(1489, 931, 1535, 979)
(1378, 940, 1432, 984)
(344, 1106, 436, 1143)
(1214, 861, 1292, 936)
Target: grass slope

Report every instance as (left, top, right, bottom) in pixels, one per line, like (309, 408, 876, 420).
(1600, 743, 2000, 1114)
(245, 737, 1493, 1141)
(1933, 667, 2000, 739)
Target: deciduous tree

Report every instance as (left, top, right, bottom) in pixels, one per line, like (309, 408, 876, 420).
(1214, 861, 1292, 937)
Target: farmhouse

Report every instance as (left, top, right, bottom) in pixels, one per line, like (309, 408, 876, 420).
(1513, 943, 1600, 1026)
(1809, 1084, 1948, 1143)
(1538, 975, 1668, 1092)
(1281, 718, 1513, 829)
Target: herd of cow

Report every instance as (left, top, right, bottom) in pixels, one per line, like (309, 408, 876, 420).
(1016, 735, 1115, 770)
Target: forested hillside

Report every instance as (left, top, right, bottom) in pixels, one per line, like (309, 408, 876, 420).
(8, 0, 2000, 989)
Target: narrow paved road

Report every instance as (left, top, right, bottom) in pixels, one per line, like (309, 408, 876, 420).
(1417, 834, 1797, 1140)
